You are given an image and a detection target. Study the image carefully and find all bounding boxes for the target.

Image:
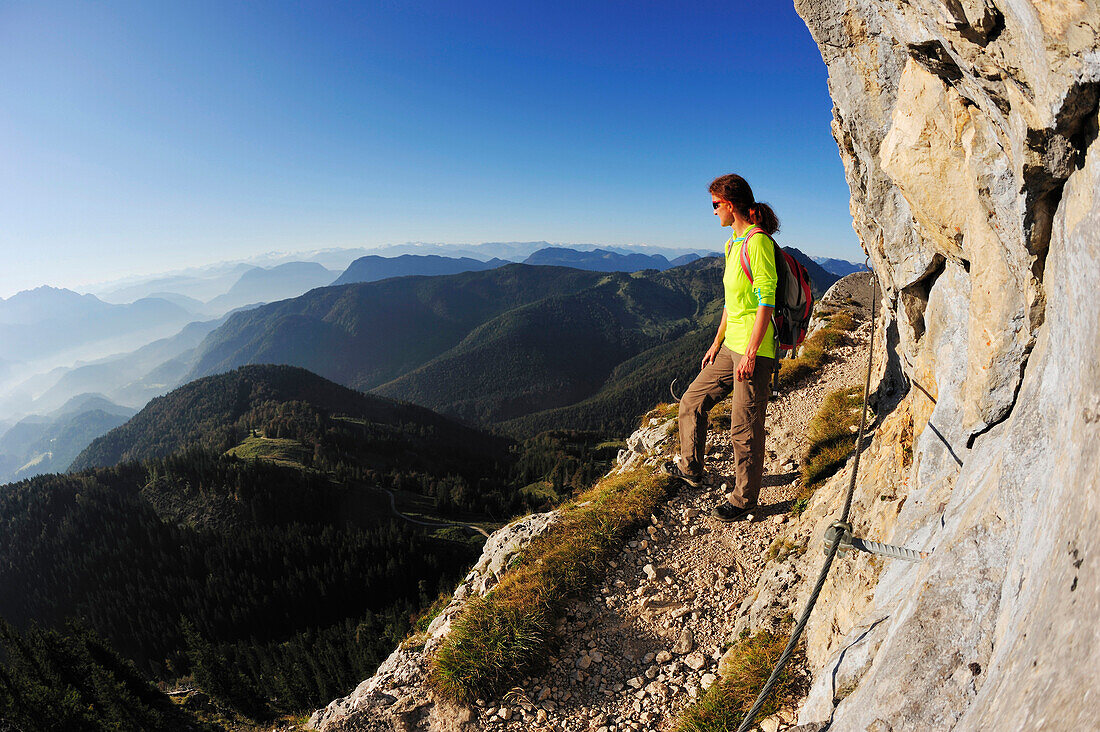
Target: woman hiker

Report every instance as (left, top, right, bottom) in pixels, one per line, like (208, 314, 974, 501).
(663, 173, 779, 522)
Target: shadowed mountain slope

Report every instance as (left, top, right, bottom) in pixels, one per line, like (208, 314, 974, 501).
(187, 262, 724, 433)
(499, 306, 722, 437)
(373, 264, 721, 425)
(813, 257, 868, 277)
(783, 247, 839, 297)
(187, 264, 614, 391)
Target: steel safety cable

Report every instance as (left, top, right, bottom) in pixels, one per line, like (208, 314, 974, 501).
(734, 265, 879, 732)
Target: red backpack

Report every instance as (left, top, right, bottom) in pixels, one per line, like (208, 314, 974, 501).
(735, 226, 814, 355)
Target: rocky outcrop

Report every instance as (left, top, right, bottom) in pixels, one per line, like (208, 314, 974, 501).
(308, 511, 561, 731)
(779, 1, 1100, 728)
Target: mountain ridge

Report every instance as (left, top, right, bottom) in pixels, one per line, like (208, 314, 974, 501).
(71, 363, 505, 471)
(521, 247, 673, 272)
(185, 262, 726, 434)
(333, 254, 510, 286)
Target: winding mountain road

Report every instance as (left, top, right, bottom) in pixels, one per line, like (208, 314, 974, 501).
(380, 487, 491, 538)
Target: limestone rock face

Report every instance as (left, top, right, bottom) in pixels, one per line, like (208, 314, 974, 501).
(617, 414, 677, 473)
(786, 0, 1100, 728)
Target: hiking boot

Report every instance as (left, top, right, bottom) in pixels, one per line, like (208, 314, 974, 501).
(711, 501, 757, 522)
(661, 459, 702, 488)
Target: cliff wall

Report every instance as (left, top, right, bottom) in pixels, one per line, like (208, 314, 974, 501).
(787, 1, 1100, 727)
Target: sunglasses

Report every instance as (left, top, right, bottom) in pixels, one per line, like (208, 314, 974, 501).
(712, 200, 724, 210)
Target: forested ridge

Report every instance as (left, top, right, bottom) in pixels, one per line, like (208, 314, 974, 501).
(0, 365, 616, 729)
(71, 363, 505, 474)
(187, 264, 608, 389)
(372, 262, 722, 426)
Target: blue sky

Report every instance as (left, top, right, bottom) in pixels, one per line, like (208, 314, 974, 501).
(0, 1, 860, 298)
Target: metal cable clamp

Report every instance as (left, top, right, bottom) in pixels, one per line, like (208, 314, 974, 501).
(824, 521, 928, 562)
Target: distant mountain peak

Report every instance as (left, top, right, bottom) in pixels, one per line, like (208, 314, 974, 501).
(332, 253, 505, 286)
(811, 257, 869, 277)
(204, 261, 338, 313)
(2, 285, 100, 306)
(522, 247, 672, 272)
(10, 284, 82, 296)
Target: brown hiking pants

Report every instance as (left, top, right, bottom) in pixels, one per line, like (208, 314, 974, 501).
(677, 346, 773, 509)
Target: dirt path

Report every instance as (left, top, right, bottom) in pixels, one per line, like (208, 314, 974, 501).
(463, 301, 874, 730)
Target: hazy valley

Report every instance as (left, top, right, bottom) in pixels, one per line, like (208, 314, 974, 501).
(0, 245, 852, 486)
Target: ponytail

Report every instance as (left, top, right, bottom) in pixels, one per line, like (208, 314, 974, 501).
(709, 174, 781, 235)
(747, 201, 780, 235)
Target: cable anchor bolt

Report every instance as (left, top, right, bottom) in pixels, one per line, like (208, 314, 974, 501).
(824, 521, 854, 557)
(823, 521, 927, 563)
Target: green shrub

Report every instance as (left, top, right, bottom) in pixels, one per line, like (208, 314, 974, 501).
(763, 537, 805, 563)
(829, 311, 857, 331)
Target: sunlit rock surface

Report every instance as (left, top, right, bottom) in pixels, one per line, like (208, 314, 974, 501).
(788, 0, 1100, 728)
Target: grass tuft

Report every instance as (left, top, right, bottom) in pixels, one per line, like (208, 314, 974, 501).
(707, 399, 731, 429)
(773, 308, 862, 390)
(775, 329, 830, 388)
(432, 469, 671, 702)
(792, 386, 863, 514)
(643, 402, 679, 425)
(411, 590, 453, 638)
(519, 481, 561, 505)
(675, 629, 807, 732)
(763, 537, 805, 563)
(829, 311, 858, 331)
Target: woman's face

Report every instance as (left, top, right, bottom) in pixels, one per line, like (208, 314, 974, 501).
(712, 196, 735, 227)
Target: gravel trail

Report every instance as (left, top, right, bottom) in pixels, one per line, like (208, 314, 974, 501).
(468, 288, 876, 731)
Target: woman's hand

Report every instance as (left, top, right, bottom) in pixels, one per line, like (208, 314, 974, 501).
(736, 352, 756, 382)
(739, 304, 773, 381)
(701, 342, 722, 370)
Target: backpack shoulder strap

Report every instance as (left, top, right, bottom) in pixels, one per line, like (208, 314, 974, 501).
(737, 226, 767, 283)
